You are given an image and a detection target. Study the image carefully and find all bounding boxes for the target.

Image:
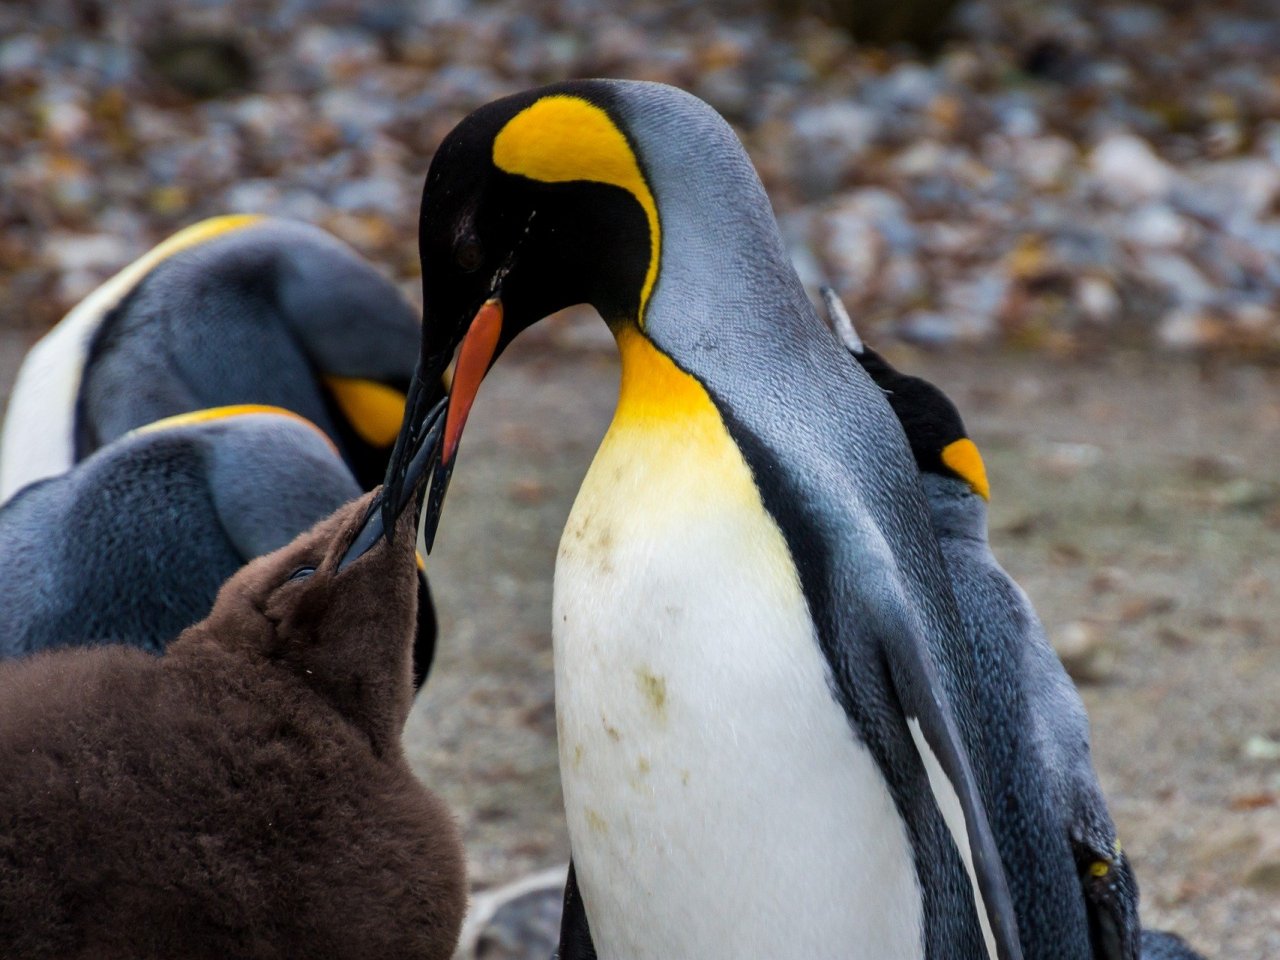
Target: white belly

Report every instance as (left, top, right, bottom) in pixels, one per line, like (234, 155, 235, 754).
(552, 338, 924, 960)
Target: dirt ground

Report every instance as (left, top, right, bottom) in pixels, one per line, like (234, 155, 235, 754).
(3, 317, 1277, 957)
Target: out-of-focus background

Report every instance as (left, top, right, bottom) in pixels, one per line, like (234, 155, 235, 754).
(1, 0, 1278, 955)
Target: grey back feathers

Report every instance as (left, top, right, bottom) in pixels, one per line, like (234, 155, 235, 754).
(0, 412, 359, 658)
(72, 218, 419, 487)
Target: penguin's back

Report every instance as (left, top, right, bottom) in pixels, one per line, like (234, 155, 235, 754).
(0, 412, 359, 659)
(928, 483, 1093, 958)
(0, 642, 465, 960)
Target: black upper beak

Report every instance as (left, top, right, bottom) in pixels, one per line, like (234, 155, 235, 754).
(336, 297, 505, 571)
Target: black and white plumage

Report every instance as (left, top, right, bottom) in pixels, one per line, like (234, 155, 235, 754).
(0, 215, 420, 500)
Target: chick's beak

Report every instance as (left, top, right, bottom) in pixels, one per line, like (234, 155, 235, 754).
(337, 298, 504, 571)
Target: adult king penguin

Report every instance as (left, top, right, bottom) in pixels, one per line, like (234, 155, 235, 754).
(0, 215, 421, 502)
(347, 80, 1052, 960)
(0, 406, 436, 688)
(821, 288, 1137, 960)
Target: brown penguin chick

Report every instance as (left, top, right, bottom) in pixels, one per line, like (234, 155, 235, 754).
(0, 492, 466, 960)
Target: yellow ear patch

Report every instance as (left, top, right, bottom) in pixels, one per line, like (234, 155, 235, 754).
(324, 377, 407, 448)
(493, 95, 660, 321)
(132, 404, 339, 454)
(941, 437, 990, 501)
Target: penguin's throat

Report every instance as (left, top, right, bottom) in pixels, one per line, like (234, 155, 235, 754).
(612, 325, 717, 429)
(575, 324, 763, 527)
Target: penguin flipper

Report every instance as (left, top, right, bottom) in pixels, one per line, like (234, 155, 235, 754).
(554, 860, 597, 960)
(871, 593, 1024, 960)
(1076, 833, 1141, 960)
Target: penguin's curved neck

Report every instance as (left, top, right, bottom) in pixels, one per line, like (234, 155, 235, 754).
(921, 472, 989, 544)
(613, 96, 810, 360)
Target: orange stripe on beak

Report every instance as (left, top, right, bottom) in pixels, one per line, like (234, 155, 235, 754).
(442, 298, 503, 466)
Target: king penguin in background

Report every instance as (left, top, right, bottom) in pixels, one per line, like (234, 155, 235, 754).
(820, 287, 1138, 960)
(822, 291, 1212, 960)
(337, 78, 1107, 960)
(0, 406, 436, 688)
(0, 215, 422, 502)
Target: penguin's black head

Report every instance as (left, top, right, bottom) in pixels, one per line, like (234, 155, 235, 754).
(820, 289, 988, 500)
(345, 80, 662, 563)
(857, 346, 990, 501)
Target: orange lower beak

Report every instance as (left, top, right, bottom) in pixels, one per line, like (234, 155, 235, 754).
(441, 298, 503, 466)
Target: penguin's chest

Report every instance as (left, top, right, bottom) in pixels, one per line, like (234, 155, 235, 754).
(552, 334, 923, 960)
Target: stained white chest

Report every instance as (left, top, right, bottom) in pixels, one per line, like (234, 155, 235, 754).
(552, 404, 925, 960)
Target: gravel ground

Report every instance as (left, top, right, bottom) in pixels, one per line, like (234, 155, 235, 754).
(1, 0, 1278, 350)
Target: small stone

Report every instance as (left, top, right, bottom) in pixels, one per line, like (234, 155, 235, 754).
(1124, 205, 1194, 249)
(1052, 621, 1111, 683)
(1243, 736, 1280, 762)
(1034, 442, 1103, 477)
(454, 867, 566, 960)
(1076, 276, 1120, 324)
(1157, 309, 1223, 350)
(1089, 134, 1176, 204)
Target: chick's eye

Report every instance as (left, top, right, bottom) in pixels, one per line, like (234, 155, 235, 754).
(455, 240, 484, 272)
(287, 566, 316, 583)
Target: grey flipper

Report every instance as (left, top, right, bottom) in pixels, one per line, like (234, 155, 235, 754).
(615, 82, 1023, 958)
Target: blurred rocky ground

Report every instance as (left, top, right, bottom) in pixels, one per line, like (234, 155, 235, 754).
(1, 0, 1278, 353)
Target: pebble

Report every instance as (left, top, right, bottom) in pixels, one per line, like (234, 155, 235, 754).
(453, 867, 565, 960)
(1089, 134, 1177, 204)
(1052, 620, 1112, 684)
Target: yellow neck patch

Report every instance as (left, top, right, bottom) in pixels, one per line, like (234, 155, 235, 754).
(492, 95, 660, 322)
(324, 376, 407, 448)
(940, 438, 990, 501)
(613, 326, 716, 427)
(131, 404, 339, 455)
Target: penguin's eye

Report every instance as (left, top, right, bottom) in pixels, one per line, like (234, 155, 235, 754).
(287, 566, 316, 582)
(455, 240, 484, 273)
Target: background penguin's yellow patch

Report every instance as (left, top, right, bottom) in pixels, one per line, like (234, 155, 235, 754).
(132, 404, 339, 455)
(141, 214, 264, 267)
(493, 96, 660, 321)
(941, 437, 990, 500)
(324, 376, 407, 448)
